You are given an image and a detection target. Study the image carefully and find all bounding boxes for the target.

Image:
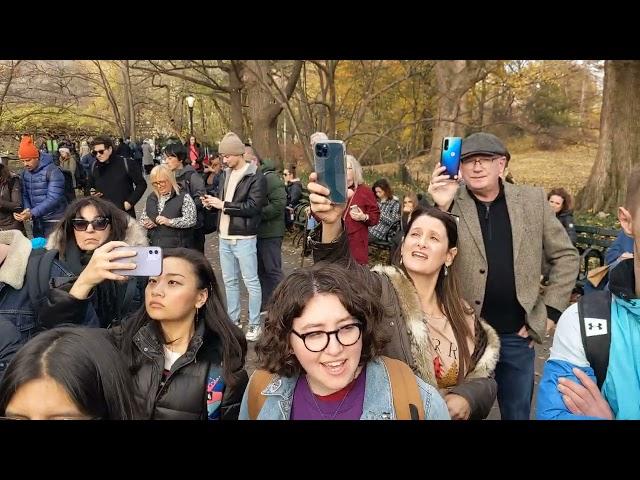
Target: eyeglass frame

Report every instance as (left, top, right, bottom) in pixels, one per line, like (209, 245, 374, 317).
(460, 155, 504, 168)
(290, 322, 363, 352)
(71, 216, 111, 231)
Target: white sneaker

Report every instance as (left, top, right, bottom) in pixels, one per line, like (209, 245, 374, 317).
(245, 325, 262, 342)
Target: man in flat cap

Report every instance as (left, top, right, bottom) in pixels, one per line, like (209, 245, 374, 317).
(429, 132, 579, 420)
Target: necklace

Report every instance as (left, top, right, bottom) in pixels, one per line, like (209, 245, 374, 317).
(306, 376, 356, 420)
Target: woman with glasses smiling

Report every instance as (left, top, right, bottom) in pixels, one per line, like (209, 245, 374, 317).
(307, 167, 501, 420)
(42, 196, 148, 329)
(140, 165, 197, 249)
(239, 262, 449, 420)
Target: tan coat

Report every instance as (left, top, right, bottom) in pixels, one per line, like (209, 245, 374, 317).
(451, 182, 580, 343)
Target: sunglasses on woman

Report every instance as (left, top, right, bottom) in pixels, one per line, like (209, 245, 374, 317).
(71, 216, 111, 231)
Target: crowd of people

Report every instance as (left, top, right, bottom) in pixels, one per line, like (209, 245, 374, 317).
(0, 128, 637, 421)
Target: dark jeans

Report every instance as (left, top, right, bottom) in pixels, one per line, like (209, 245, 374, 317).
(494, 333, 536, 420)
(257, 236, 284, 311)
(32, 218, 59, 238)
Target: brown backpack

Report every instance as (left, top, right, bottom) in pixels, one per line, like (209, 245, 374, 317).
(247, 356, 425, 420)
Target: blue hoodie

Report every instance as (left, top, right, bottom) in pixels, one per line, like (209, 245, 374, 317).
(21, 152, 67, 220)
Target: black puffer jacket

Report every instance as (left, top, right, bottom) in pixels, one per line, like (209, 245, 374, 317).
(39, 288, 248, 420)
(122, 320, 247, 420)
(217, 164, 267, 236)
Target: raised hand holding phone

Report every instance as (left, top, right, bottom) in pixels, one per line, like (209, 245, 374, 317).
(69, 241, 138, 300)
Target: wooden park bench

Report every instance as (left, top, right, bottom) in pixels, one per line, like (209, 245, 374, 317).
(574, 225, 619, 291)
(368, 219, 401, 265)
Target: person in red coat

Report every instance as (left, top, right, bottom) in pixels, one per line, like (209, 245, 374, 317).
(343, 155, 380, 265)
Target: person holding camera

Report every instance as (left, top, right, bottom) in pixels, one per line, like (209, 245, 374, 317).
(35, 246, 249, 420)
(428, 132, 579, 420)
(42, 197, 148, 329)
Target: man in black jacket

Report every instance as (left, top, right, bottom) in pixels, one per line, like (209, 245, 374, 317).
(203, 132, 266, 342)
(89, 136, 147, 218)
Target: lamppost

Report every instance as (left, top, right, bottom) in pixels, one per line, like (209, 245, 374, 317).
(186, 95, 196, 137)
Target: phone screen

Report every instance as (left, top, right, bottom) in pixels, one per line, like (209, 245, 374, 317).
(314, 140, 347, 204)
(111, 246, 163, 276)
(441, 137, 462, 178)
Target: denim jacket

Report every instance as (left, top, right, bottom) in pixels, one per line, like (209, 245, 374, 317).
(238, 357, 450, 420)
(0, 230, 100, 377)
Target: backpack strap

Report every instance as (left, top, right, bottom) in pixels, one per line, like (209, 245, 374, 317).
(577, 290, 612, 389)
(381, 356, 425, 420)
(26, 248, 59, 312)
(247, 369, 275, 420)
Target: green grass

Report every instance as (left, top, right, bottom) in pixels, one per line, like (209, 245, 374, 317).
(508, 144, 598, 199)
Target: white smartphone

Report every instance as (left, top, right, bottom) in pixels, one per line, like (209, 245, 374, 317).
(111, 246, 163, 276)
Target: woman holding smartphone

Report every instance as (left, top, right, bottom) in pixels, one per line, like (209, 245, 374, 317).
(343, 155, 380, 265)
(38, 246, 248, 420)
(43, 196, 148, 328)
(307, 175, 500, 420)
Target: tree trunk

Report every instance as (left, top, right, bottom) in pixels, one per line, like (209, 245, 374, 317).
(121, 61, 136, 139)
(576, 60, 640, 212)
(228, 63, 244, 138)
(243, 60, 302, 170)
(428, 61, 485, 168)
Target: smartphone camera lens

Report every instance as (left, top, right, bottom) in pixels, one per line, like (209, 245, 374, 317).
(154, 250, 158, 254)
(443, 139, 449, 150)
(315, 143, 329, 157)
(149, 250, 153, 254)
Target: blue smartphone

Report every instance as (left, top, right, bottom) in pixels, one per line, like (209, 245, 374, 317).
(314, 140, 347, 204)
(441, 137, 462, 178)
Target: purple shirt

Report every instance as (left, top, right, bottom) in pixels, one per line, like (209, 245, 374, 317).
(290, 369, 367, 420)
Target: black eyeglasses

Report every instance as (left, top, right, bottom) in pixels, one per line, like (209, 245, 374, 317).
(291, 322, 363, 352)
(460, 155, 501, 168)
(92, 149, 107, 156)
(71, 217, 111, 231)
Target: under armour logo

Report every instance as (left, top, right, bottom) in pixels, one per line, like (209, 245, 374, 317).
(584, 317, 607, 337)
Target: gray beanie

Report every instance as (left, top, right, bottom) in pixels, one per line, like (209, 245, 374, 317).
(218, 132, 245, 156)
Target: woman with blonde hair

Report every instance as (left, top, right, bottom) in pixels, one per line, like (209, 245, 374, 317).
(140, 165, 197, 249)
(343, 155, 380, 265)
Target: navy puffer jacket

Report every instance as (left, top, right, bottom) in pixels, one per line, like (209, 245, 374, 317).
(21, 152, 67, 220)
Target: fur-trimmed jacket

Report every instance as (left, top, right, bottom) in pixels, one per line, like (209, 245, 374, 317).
(41, 218, 149, 329)
(312, 227, 499, 419)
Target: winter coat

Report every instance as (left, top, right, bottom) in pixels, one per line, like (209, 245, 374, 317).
(21, 152, 67, 221)
(258, 159, 287, 239)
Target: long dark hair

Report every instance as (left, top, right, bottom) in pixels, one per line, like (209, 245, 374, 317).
(54, 197, 131, 258)
(122, 248, 247, 389)
(0, 327, 140, 419)
(393, 206, 475, 382)
(372, 178, 393, 200)
(255, 262, 389, 377)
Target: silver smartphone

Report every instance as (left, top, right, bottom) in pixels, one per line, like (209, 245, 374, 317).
(111, 246, 163, 276)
